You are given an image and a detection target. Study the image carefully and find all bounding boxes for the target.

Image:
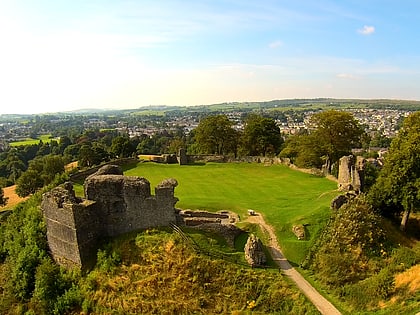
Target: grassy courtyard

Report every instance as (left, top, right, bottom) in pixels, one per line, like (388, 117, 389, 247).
(120, 162, 339, 265)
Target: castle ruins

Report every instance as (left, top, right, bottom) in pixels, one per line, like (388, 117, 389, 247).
(337, 155, 365, 192)
(41, 165, 179, 269)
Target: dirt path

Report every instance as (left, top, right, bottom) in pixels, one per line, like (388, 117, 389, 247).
(247, 213, 341, 315)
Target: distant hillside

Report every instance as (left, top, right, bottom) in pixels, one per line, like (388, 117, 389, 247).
(2, 98, 417, 118)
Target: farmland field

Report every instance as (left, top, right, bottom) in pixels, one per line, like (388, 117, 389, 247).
(120, 162, 340, 265)
(9, 134, 56, 146)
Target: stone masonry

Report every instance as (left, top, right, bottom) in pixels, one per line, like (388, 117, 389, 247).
(337, 155, 365, 192)
(41, 165, 178, 269)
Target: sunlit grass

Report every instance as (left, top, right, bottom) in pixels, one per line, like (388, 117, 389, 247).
(73, 162, 339, 264)
(114, 162, 338, 265)
(9, 134, 56, 146)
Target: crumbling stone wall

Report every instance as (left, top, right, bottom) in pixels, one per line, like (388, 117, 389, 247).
(42, 165, 178, 269)
(244, 234, 266, 267)
(337, 155, 365, 192)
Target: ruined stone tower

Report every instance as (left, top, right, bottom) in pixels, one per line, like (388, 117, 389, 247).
(337, 155, 365, 192)
(41, 165, 178, 269)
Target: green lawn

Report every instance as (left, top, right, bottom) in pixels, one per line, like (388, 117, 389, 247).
(120, 162, 339, 265)
(9, 134, 56, 146)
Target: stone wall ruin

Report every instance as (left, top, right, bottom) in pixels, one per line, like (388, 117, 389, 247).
(41, 165, 178, 269)
(337, 155, 365, 192)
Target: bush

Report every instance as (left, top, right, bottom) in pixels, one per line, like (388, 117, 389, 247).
(96, 247, 122, 273)
(388, 246, 419, 272)
(341, 267, 394, 310)
(310, 196, 386, 286)
(52, 286, 83, 315)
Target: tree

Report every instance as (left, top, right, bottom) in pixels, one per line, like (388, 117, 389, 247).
(194, 115, 238, 155)
(368, 111, 420, 231)
(15, 155, 65, 197)
(16, 169, 44, 197)
(310, 110, 364, 168)
(0, 187, 8, 206)
(78, 144, 95, 167)
(280, 132, 324, 168)
(41, 155, 65, 184)
(240, 114, 283, 156)
(110, 136, 135, 158)
(167, 138, 185, 155)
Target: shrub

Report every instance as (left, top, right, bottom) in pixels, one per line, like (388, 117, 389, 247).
(96, 247, 122, 273)
(341, 267, 394, 310)
(388, 246, 419, 272)
(310, 196, 386, 285)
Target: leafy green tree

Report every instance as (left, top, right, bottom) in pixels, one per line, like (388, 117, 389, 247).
(16, 170, 44, 197)
(6, 151, 27, 183)
(368, 111, 420, 231)
(110, 136, 135, 158)
(280, 133, 324, 168)
(240, 114, 283, 156)
(194, 115, 238, 155)
(0, 186, 7, 206)
(58, 135, 72, 153)
(78, 144, 96, 167)
(64, 144, 81, 160)
(167, 137, 185, 154)
(369, 132, 392, 148)
(16, 155, 65, 197)
(310, 110, 364, 168)
(2, 199, 48, 301)
(42, 155, 65, 184)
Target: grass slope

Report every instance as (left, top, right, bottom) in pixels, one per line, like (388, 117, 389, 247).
(121, 162, 339, 265)
(81, 229, 319, 315)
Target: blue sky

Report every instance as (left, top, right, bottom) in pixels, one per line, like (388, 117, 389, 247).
(1, 0, 419, 114)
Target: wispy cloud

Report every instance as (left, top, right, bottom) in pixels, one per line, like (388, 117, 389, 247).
(336, 73, 359, 80)
(269, 40, 283, 48)
(358, 25, 375, 35)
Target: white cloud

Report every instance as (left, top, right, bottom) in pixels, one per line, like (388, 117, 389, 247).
(269, 40, 283, 48)
(336, 73, 359, 80)
(358, 25, 375, 35)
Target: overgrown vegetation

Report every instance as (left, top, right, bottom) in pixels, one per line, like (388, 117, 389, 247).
(305, 196, 420, 313)
(79, 229, 318, 314)
(0, 198, 318, 314)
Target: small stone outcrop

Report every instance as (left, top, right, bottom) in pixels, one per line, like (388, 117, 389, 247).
(244, 234, 266, 267)
(337, 155, 365, 193)
(330, 192, 357, 210)
(42, 165, 179, 269)
(292, 224, 306, 240)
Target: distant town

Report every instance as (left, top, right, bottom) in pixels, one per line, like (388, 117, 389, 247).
(0, 99, 417, 151)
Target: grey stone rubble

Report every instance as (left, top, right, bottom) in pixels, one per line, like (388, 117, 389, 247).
(244, 234, 267, 267)
(292, 224, 306, 240)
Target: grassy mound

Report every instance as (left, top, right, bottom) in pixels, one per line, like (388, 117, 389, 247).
(306, 196, 420, 313)
(80, 229, 319, 315)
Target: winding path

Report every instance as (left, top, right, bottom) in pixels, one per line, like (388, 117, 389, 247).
(246, 213, 341, 315)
